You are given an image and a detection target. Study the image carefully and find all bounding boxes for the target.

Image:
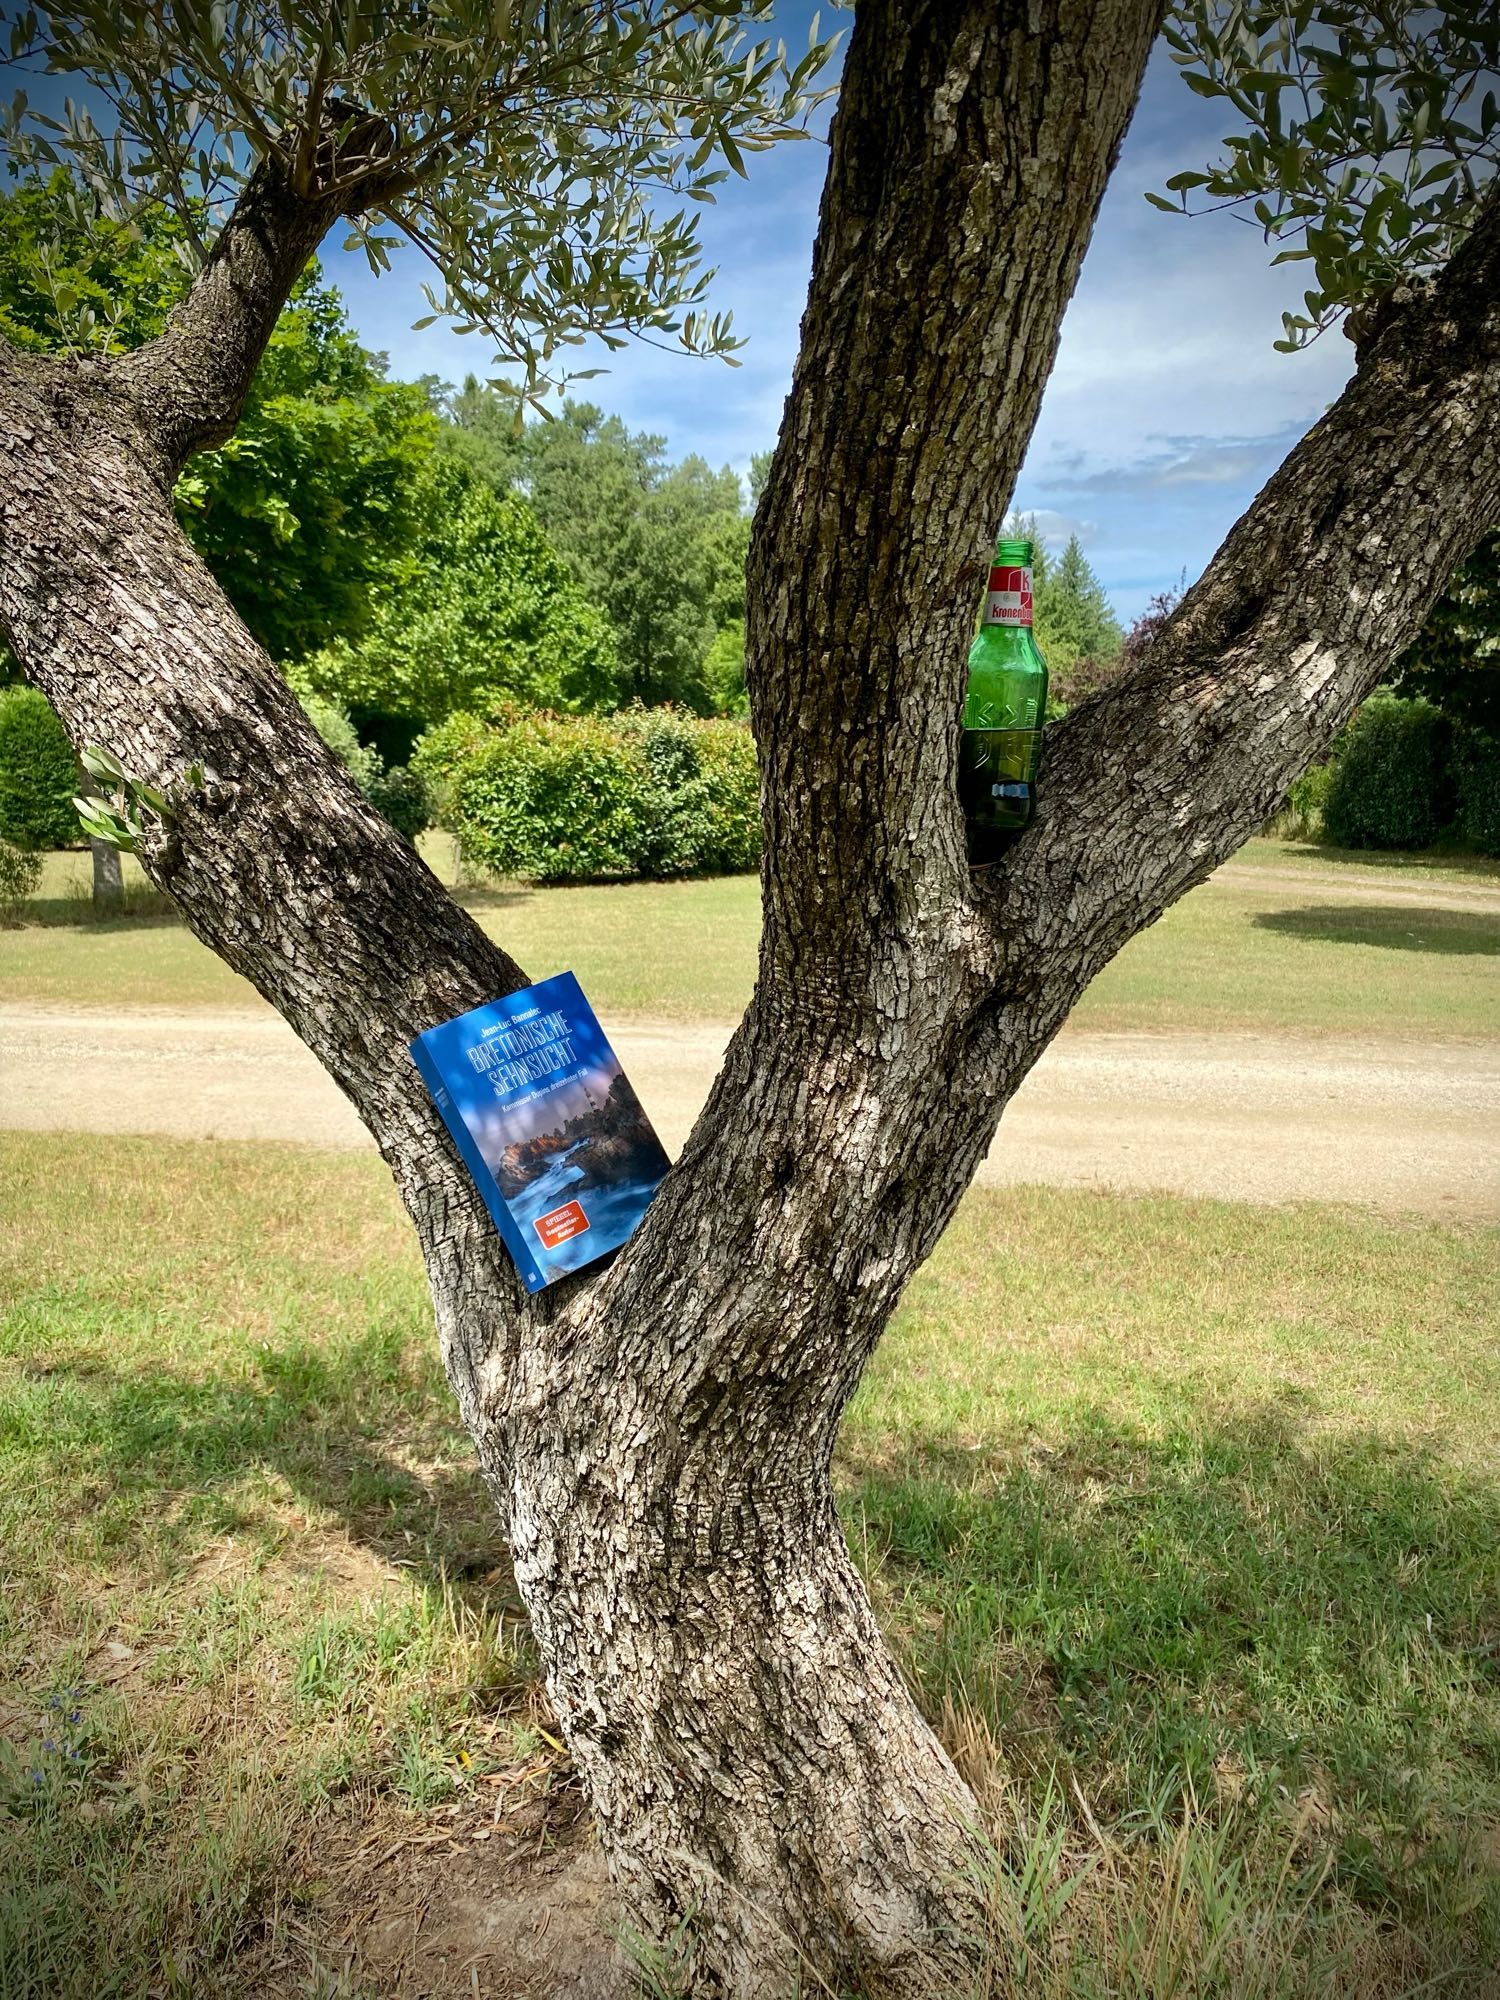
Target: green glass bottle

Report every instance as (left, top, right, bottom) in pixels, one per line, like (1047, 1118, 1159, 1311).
(959, 534, 1049, 863)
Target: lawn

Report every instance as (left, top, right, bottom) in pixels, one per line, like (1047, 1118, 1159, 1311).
(2, 1133, 1497, 1995)
(6, 837, 1499, 1039)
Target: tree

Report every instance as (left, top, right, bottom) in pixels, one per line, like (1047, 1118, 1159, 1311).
(1391, 528, 1500, 731)
(176, 273, 437, 662)
(450, 382, 752, 708)
(0, 167, 186, 353)
(294, 434, 620, 739)
(1036, 533, 1123, 672)
(0, 174, 435, 662)
(1, 3, 1497, 1993)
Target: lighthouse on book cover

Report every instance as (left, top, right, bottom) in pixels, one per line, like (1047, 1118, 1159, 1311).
(410, 971, 670, 1292)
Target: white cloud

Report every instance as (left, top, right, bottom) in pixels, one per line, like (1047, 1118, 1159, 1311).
(331, 34, 1360, 622)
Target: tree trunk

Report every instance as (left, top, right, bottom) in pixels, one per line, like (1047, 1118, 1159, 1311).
(89, 837, 123, 916)
(2, 5, 1498, 1993)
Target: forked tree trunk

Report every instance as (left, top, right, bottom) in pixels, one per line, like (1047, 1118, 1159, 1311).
(2, 3, 1498, 1992)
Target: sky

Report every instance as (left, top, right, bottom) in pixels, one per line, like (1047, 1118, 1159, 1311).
(4, 7, 1359, 625)
(324, 15, 1359, 625)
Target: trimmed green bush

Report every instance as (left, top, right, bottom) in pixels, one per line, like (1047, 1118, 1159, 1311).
(415, 706, 760, 883)
(1451, 723, 1500, 856)
(0, 685, 79, 849)
(0, 835, 43, 920)
(1322, 696, 1451, 851)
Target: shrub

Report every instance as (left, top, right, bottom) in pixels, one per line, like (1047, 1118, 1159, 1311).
(364, 763, 432, 843)
(0, 685, 80, 849)
(437, 710, 649, 882)
(1322, 696, 1452, 850)
(0, 835, 43, 921)
(417, 706, 760, 883)
(1451, 723, 1500, 855)
(1274, 757, 1336, 841)
(299, 691, 381, 791)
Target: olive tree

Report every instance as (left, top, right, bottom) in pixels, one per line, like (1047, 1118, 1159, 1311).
(1, 1, 1497, 1991)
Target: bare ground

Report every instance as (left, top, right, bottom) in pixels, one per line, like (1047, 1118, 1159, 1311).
(3, 1003, 1496, 1218)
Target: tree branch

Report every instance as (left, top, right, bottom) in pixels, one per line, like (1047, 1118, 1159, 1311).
(990, 180, 1500, 1011)
(110, 151, 342, 481)
(0, 336, 541, 1444)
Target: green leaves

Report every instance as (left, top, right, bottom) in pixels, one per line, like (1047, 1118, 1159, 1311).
(72, 744, 181, 853)
(1155, 1, 1499, 348)
(0, 170, 189, 356)
(4, 2, 840, 405)
(175, 269, 440, 662)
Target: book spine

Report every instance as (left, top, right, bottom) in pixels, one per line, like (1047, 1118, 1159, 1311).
(408, 1037, 549, 1294)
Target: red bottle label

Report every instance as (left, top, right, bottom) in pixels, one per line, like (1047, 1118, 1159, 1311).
(983, 564, 1033, 627)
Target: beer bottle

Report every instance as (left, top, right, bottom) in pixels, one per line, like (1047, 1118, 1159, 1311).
(959, 534, 1049, 863)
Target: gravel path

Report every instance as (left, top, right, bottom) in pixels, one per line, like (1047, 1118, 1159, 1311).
(4, 1004, 1495, 1219)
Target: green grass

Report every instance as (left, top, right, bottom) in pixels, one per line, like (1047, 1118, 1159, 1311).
(2, 1133, 1497, 1994)
(7, 837, 1499, 1037)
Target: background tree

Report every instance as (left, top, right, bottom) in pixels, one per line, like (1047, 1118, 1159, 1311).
(450, 382, 753, 709)
(0, 167, 185, 353)
(1391, 528, 1500, 731)
(176, 274, 437, 663)
(1037, 533, 1124, 677)
(0, 175, 434, 664)
(1, 2, 1497, 1994)
(295, 435, 620, 758)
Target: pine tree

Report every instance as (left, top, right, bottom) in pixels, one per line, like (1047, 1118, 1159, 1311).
(1036, 533, 1123, 673)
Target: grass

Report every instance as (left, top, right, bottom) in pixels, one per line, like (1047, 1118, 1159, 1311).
(2, 1132, 1497, 1994)
(5, 836, 1499, 1038)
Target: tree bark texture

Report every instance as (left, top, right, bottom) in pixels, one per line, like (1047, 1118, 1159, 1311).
(3, 5, 1499, 1992)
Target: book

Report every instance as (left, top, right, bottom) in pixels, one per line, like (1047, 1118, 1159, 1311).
(409, 971, 670, 1292)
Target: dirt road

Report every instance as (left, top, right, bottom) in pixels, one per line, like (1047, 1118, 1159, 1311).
(3, 1003, 1495, 1219)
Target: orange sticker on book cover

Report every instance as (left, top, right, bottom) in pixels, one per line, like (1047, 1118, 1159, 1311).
(534, 1200, 590, 1248)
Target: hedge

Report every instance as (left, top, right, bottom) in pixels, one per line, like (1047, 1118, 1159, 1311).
(0, 685, 79, 849)
(414, 706, 760, 883)
(1321, 695, 1451, 851)
(0, 836, 43, 918)
(1452, 723, 1500, 856)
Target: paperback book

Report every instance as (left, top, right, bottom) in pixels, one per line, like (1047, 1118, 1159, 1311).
(410, 971, 670, 1292)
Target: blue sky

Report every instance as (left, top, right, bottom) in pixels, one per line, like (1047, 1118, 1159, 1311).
(8, 9, 1357, 624)
(326, 20, 1358, 625)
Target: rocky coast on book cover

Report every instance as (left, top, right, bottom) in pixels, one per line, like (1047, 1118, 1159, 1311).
(410, 971, 670, 1291)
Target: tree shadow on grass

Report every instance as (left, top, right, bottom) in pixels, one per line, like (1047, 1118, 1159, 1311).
(14, 1340, 1500, 1961)
(20, 895, 184, 931)
(14, 1325, 513, 1608)
(841, 1400, 1500, 1950)
(1253, 904, 1500, 953)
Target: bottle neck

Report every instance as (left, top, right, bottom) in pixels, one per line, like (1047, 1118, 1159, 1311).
(981, 560, 1034, 630)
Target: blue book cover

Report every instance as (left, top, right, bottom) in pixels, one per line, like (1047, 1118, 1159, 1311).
(410, 971, 670, 1292)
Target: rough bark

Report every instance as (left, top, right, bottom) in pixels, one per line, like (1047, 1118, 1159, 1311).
(2, 4, 1499, 1993)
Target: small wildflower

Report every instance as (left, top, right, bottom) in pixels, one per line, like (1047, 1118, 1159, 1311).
(67, 1710, 82, 1724)
(41, 1738, 57, 1754)
(29, 1770, 44, 1787)
(67, 1748, 82, 1763)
